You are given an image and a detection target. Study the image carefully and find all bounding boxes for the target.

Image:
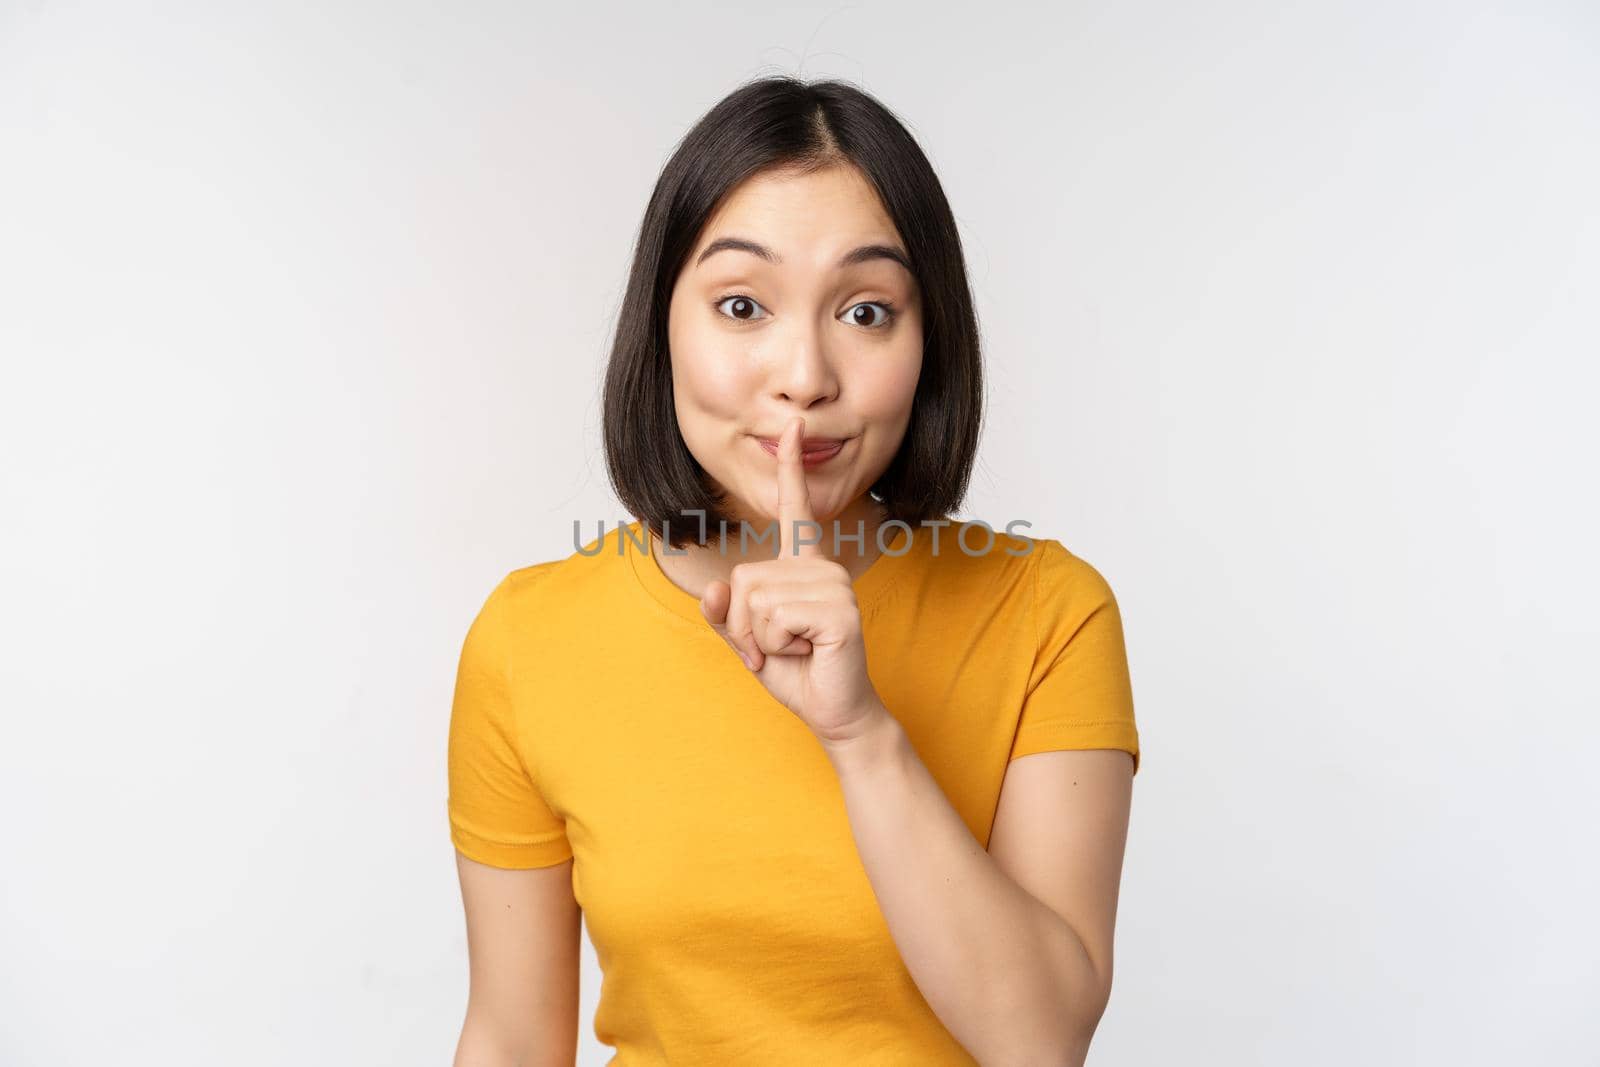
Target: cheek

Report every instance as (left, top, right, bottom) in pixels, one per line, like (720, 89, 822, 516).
(668, 320, 758, 423)
(676, 356, 752, 418)
(851, 350, 922, 423)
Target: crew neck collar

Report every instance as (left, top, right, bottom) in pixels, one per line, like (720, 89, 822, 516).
(623, 518, 913, 629)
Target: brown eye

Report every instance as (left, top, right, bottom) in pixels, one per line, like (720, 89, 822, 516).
(713, 295, 768, 322)
(843, 301, 895, 328)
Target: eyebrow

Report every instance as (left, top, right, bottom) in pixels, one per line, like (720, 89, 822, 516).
(694, 235, 912, 274)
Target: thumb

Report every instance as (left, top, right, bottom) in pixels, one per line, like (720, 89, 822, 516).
(700, 578, 731, 631)
(700, 579, 758, 669)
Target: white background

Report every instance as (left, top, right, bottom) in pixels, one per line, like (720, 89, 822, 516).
(2, 2, 1596, 1063)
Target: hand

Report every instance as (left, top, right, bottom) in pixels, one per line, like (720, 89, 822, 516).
(699, 414, 886, 746)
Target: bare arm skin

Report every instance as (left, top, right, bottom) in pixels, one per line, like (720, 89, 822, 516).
(822, 710, 1134, 1066)
(452, 853, 581, 1067)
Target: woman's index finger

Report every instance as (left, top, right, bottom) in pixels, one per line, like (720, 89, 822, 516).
(777, 415, 822, 559)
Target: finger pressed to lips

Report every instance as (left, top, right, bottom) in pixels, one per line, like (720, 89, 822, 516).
(715, 416, 831, 671)
(776, 416, 824, 560)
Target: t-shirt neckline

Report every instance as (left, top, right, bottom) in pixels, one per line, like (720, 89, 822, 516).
(624, 518, 912, 629)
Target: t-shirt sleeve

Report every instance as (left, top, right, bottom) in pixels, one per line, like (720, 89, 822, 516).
(1008, 539, 1141, 775)
(446, 572, 574, 868)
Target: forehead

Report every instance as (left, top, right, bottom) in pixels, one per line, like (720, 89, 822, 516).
(693, 164, 902, 262)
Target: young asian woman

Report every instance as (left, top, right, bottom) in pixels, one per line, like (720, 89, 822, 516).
(447, 75, 1140, 1067)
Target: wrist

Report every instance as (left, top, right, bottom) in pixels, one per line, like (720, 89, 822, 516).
(819, 700, 905, 774)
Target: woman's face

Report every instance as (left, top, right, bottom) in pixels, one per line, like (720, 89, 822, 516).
(666, 163, 924, 530)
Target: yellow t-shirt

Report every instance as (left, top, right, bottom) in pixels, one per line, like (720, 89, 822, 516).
(447, 518, 1140, 1064)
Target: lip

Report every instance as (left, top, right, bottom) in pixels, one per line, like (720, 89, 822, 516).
(753, 435, 849, 467)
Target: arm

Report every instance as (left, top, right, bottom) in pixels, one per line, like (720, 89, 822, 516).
(452, 853, 581, 1067)
(821, 715, 1134, 1067)
(447, 569, 580, 1064)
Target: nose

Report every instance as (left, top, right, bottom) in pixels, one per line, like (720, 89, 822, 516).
(769, 319, 840, 408)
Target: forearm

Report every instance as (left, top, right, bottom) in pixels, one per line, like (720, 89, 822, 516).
(821, 703, 1103, 1066)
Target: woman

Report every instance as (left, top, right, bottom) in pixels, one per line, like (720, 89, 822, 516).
(447, 75, 1140, 1066)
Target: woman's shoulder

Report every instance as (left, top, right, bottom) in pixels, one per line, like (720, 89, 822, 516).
(1016, 534, 1126, 644)
(908, 518, 1055, 574)
(918, 520, 1120, 608)
(492, 557, 566, 602)
(481, 521, 641, 618)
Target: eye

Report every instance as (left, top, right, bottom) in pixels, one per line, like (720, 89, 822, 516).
(712, 294, 768, 323)
(842, 300, 897, 329)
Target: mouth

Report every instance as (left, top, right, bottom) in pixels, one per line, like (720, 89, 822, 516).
(752, 434, 850, 467)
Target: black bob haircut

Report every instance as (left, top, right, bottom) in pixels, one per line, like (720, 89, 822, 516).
(601, 75, 984, 549)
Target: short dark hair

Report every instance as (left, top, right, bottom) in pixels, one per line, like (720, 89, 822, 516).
(601, 75, 984, 549)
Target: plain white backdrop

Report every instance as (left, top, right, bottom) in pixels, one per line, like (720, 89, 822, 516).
(2, 1, 1596, 1063)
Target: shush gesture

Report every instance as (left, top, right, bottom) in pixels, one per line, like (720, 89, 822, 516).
(699, 415, 886, 748)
